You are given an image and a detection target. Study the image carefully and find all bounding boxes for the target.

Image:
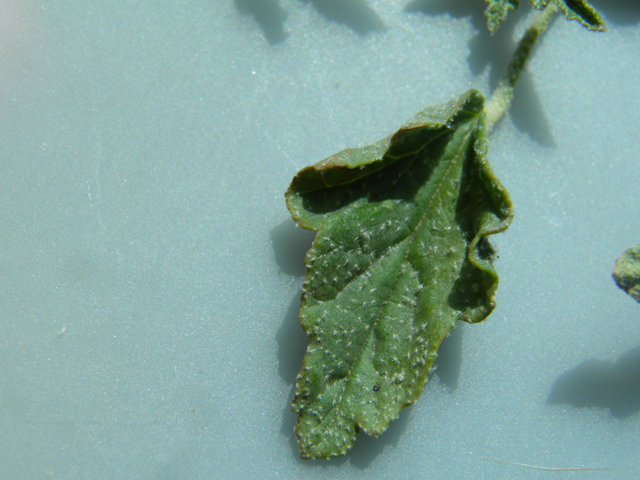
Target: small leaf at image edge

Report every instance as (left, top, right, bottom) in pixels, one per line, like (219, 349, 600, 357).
(613, 244, 640, 303)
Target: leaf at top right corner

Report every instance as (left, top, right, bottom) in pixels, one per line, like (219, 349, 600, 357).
(530, 0, 606, 31)
(613, 244, 640, 304)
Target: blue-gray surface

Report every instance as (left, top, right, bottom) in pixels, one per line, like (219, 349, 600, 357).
(1, 1, 639, 478)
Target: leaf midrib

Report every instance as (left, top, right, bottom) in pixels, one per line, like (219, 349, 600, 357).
(315, 117, 477, 434)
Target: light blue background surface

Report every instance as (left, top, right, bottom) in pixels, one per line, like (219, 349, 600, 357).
(1, 1, 639, 478)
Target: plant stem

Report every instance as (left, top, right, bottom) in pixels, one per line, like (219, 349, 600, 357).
(485, 3, 559, 132)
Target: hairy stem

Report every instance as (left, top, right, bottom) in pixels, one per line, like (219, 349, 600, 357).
(485, 3, 559, 132)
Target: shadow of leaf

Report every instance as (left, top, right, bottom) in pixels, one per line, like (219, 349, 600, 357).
(302, 0, 385, 35)
(591, 0, 640, 25)
(235, 0, 288, 44)
(270, 218, 316, 277)
(433, 322, 463, 391)
(405, 0, 500, 76)
(276, 290, 308, 385)
(510, 71, 556, 147)
(404, 0, 488, 34)
(548, 345, 640, 419)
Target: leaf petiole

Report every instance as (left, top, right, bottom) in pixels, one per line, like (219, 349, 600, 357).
(485, 3, 559, 131)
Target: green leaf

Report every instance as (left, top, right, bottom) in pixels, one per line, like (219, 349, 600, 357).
(286, 90, 513, 459)
(485, 0, 519, 33)
(530, 0, 605, 31)
(485, 0, 605, 33)
(613, 244, 640, 304)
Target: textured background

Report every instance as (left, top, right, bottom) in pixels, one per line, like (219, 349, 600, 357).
(1, 1, 639, 478)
